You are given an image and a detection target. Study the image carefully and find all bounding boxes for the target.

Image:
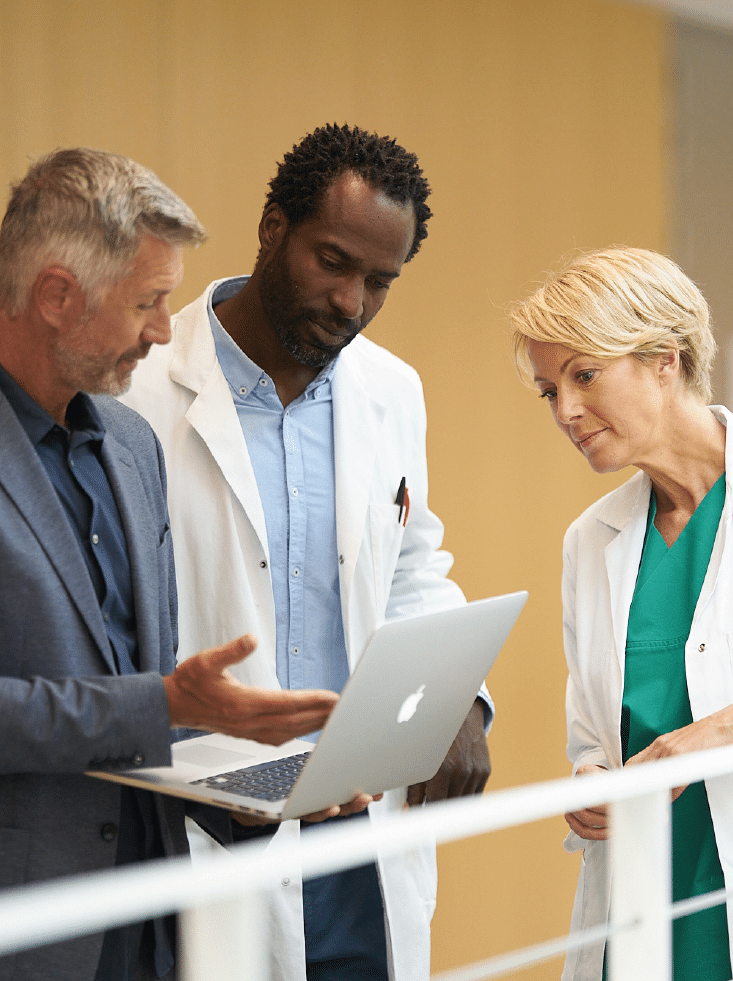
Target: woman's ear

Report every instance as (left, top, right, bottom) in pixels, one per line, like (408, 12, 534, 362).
(657, 343, 680, 386)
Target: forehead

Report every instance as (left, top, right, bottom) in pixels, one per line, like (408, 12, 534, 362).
(526, 340, 580, 378)
(300, 173, 416, 269)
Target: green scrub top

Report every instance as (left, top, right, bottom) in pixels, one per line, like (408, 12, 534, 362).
(621, 473, 729, 980)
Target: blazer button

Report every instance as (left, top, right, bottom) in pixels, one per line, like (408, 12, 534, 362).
(100, 822, 118, 842)
(132, 754, 144, 767)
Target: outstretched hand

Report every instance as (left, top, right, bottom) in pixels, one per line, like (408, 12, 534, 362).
(406, 699, 490, 807)
(163, 634, 338, 745)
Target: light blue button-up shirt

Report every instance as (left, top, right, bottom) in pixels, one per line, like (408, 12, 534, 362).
(208, 278, 350, 697)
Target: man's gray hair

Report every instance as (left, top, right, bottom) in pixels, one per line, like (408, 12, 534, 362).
(0, 147, 206, 316)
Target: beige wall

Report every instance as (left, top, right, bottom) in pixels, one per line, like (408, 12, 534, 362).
(0, 0, 668, 974)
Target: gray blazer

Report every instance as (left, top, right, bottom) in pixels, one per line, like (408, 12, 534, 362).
(0, 392, 189, 980)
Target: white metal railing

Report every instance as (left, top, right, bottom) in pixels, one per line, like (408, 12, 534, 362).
(1, 743, 733, 980)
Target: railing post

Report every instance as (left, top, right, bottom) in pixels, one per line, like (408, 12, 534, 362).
(609, 789, 671, 981)
(179, 885, 267, 981)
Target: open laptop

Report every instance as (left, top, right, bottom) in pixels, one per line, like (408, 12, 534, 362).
(89, 591, 527, 821)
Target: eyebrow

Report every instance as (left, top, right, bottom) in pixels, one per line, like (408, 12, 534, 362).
(322, 242, 401, 281)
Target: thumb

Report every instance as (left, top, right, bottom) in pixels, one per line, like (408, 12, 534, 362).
(205, 634, 258, 672)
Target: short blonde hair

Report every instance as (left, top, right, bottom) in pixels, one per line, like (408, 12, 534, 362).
(510, 247, 716, 404)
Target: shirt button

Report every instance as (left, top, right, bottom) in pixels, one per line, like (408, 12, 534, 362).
(293, 568, 300, 577)
(100, 822, 118, 842)
(292, 487, 299, 496)
(259, 378, 268, 387)
(339, 555, 345, 565)
(239, 386, 247, 396)
(260, 560, 268, 569)
(292, 647, 300, 656)
(699, 643, 706, 652)
(281, 878, 290, 887)
(91, 534, 99, 545)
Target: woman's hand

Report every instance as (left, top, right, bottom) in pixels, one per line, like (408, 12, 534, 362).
(625, 706, 733, 801)
(564, 764, 610, 840)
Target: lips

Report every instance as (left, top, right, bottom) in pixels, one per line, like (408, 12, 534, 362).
(306, 318, 360, 347)
(575, 429, 606, 449)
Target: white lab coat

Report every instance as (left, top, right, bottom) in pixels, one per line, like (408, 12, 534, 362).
(561, 405, 733, 980)
(122, 279, 467, 981)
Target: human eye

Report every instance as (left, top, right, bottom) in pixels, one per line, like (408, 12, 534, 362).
(368, 277, 391, 291)
(319, 253, 341, 272)
(576, 369, 596, 384)
(538, 388, 556, 401)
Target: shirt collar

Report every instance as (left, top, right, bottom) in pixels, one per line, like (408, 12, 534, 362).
(0, 362, 105, 446)
(207, 276, 337, 404)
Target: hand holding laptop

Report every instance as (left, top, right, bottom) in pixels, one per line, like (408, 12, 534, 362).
(231, 789, 382, 827)
(405, 698, 490, 806)
(163, 634, 338, 745)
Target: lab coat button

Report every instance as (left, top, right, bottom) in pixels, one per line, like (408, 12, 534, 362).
(699, 643, 706, 652)
(281, 878, 290, 887)
(260, 560, 267, 569)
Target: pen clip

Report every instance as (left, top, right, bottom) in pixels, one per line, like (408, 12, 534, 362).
(396, 476, 406, 525)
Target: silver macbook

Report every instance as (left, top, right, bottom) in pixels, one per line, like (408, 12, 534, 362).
(88, 591, 527, 821)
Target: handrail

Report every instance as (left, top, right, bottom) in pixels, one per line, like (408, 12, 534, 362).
(1, 742, 732, 976)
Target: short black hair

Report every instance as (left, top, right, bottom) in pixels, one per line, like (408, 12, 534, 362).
(264, 123, 432, 263)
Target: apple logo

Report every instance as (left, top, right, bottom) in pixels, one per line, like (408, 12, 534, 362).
(397, 684, 426, 724)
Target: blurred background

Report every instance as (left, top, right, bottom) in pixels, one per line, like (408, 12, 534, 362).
(2, 0, 732, 975)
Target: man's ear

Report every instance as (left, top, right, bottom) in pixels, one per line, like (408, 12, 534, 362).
(258, 204, 288, 254)
(32, 267, 84, 329)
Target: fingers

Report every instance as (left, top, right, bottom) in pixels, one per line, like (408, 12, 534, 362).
(300, 792, 381, 823)
(565, 806, 610, 840)
(406, 781, 427, 807)
(202, 633, 258, 672)
(230, 811, 277, 827)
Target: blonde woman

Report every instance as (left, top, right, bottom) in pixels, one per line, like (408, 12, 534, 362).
(511, 247, 733, 981)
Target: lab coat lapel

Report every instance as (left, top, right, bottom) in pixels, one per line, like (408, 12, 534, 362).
(599, 472, 651, 669)
(169, 288, 270, 556)
(0, 392, 115, 672)
(332, 347, 387, 615)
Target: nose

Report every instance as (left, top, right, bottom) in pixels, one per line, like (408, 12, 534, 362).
(329, 277, 364, 321)
(554, 387, 583, 426)
(143, 300, 172, 346)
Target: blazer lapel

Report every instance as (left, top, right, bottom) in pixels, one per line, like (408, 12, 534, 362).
(0, 392, 115, 671)
(98, 432, 161, 673)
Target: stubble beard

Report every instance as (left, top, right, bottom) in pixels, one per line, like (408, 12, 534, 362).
(258, 242, 362, 369)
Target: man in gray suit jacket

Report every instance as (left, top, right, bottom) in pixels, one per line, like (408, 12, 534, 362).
(0, 148, 340, 981)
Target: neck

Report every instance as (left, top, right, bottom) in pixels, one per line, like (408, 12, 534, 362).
(214, 275, 321, 406)
(0, 317, 72, 425)
(646, 403, 726, 515)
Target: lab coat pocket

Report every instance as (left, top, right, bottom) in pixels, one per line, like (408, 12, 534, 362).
(368, 503, 405, 610)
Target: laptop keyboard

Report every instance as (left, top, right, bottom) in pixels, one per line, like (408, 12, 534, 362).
(191, 752, 311, 801)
